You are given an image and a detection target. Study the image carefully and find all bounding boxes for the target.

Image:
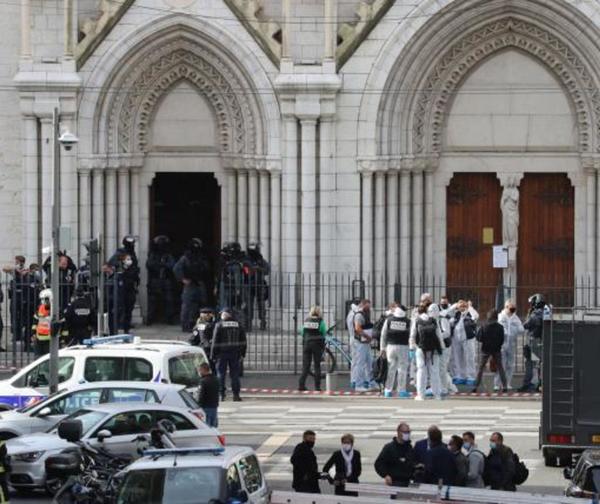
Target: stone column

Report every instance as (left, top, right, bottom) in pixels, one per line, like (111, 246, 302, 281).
(130, 168, 141, 238)
(300, 118, 318, 274)
(20, 0, 31, 57)
(362, 171, 373, 280)
(92, 169, 104, 250)
(586, 170, 596, 289)
(282, 0, 291, 59)
(387, 171, 399, 283)
(105, 168, 117, 253)
(399, 170, 411, 301)
(22, 115, 38, 260)
(237, 170, 248, 247)
(63, 0, 74, 58)
(319, 116, 335, 276)
(424, 170, 434, 283)
(79, 169, 91, 257)
(259, 170, 270, 259)
(282, 117, 298, 273)
(270, 170, 281, 275)
(227, 169, 236, 242)
(324, 0, 337, 60)
(412, 170, 423, 298)
(374, 171, 386, 278)
(139, 173, 153, 316)
(248, 169, 259, 243)
(498, 173, 523, 293)
(40, 117, 53, 249)
(117, 168, 129, 240)
(596, 173, 600, 303)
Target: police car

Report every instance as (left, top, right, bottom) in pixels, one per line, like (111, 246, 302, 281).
(0, 335, 208, 410)
(116, 446, 269, 504)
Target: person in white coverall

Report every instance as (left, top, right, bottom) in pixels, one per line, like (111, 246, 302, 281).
(449, 300, 479, 386)
(495, 299, 524, 390)
(438, 306, 457, 395)
(349, 299, 375, 392)
(409, 303, 444, 400)
(380, 306, 411, 398)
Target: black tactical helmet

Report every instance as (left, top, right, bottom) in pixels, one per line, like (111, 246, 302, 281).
(223, 242, 241, 254)
(247, 242, 261, 253)
(152, 235, 170, 246)
(528, 293, 546, 309)
(122, 235, 136, 247)
(189, 238, 203, 250)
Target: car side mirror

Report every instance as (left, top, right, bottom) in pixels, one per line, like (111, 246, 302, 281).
(563, 467, 573, 480)
(37, 407, 52, 418)
(96, 430, 112, 442)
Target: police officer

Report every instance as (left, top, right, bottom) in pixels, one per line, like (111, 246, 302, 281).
(218, 242, 246, 314)
(380, 305, 411, 398)
(174, 238, 210, 332)
(298, 306, 327, 392)
(245, 242, 270, 330)
(519, 293, 545, 392)
(146, 235, 177, 324)
(42, 252, 77, 313)
(32, 289, 52, 356)
(0, 437, 9, 503)
(63, 285, 96, 345)
(211, 307, 247, 402)
(190, 308, 217, 372)
(109, 248, 139, 333)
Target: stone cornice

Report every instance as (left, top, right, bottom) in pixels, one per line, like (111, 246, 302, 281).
(357, 155, 440, 173)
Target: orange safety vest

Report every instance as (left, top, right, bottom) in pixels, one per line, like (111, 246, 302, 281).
(34, 304, 51, 341)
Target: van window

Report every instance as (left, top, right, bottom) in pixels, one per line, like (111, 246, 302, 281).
(84, 357, 152, 382)
(168, 353, 206, 387)
(239, 455, 263, 494)
(124, 358, 153, 381)
(13, 357, 75, 388)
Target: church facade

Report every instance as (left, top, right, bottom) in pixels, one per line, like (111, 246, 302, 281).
(2, 0, 600, 307)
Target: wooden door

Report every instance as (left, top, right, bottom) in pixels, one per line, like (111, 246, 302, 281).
(446, 173, 502, 313)
(517, 174, 574, 308)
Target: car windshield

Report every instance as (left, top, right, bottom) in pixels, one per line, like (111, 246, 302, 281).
(168, 353, 206, 387)
(48, 409, 108, 435)
(117, 467, 223, 504)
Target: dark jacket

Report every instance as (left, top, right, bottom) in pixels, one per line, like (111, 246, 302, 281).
(523, 308, 543, 339)
(452, 451, 468, 486)
(291, 441, 320, 493)
(486, 445, 516, 491)
(323, 449, 362, 486)
(413, 439, 429, 465)
(424, 444, 456, 486)
(198, 374, 220, 409)
(63, 296, 96, 341)
(374, 438, 415, 486)
(210, 319, 247, 359)
(477, 321, 505, 354)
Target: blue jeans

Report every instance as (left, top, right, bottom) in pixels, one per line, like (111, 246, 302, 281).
(217, 351, 241, 396)
(204, 407, 218, 428)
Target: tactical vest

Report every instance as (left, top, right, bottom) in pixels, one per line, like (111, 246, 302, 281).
(385, 316, 410, 345)
(34, 305, 51, 341)
(303, 317, 323, 344)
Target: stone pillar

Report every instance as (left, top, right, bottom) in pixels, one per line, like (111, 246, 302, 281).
(40, 118, 53, 250)
(362, 171, 373, 281)
(282, 0, 291, 59)
(412, 170, 423, 297)
(324, 0, 337, 60)
(237, 170, 248, 247)
(424, 170, 434, 283)
(498, 173, 523, 294)
(79, 169, 91, 257)
(20, 0, 31, 57)
(22, 116, 38, 260)
(63, 0, 74, 58)
(586, 171, 596, 289)
(130, 169, 141, 238)
(248, 169, 259, 243)
(399, 170, 411, 301)
(319, 116, 335, 276)
(259, 170, 270, 258)
(117, 168, 129, 240)
(139, 173, 153, 316)
(105, 168, 117, 254)
(300, 118, 318, 274)
(227, 170, 236, 242)
(374, 171, 386, 279)
(282, 117, 298, 273)
(270, 170, 281, 275)
(92, 169, 104, 249)
(387, 171, 399, 283)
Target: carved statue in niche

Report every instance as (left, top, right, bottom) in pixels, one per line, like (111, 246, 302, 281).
(501, 184, 519, 247)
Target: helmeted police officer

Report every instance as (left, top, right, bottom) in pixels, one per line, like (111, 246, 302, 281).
(211, 307, 247, 402)
(63, 285, 96, 345)
(245, 242, 270, 330)
(174, 238, 210, 332)
(190, 307, 217, 372)
(146, 235, 177, 325)
(109, 246, 139, 333)
(519, 293, 545, 392)
(298, 306, 327, 392)
(218, 242, 246, 314)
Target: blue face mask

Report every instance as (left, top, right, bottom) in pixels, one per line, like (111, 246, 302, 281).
(463, 442, 471, 451)
(490, 442, 497, 450)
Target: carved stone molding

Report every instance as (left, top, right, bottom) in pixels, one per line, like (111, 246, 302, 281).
(411, 17, 600, 155)
(106, 39, 258, 157)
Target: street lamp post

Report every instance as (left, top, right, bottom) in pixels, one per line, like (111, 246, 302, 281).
(49, 107, 78, 394)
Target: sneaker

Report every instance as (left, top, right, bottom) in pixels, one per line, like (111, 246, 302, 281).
(425, 388, 434, 397)
(414, 395, 425, 401)
(384, 390, 393, 398)
(369, 381, 380, 391)
(355, 386, 369, 392)
(493, 386, 500, 392)
(398, 391, 411, 398)
(465, 379, 477, 386)
(452, 377, 466, 385)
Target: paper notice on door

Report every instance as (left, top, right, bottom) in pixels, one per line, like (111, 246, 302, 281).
(493, 246, 509, 269)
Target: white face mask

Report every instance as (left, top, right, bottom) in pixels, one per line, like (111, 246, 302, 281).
(123, 257, 133, 268)
(342, 443, 352, 453)
(221, 313, 227, 320)
(401, 432, 411, 442)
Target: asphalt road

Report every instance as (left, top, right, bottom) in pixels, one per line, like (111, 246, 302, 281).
(11, 393, 566, 503)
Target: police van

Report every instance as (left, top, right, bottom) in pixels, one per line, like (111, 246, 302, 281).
(0, 335, 208, 409)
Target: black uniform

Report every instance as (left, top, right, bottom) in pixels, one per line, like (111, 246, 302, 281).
(298, 316, 326, 391)
(190, 317, 217, 372)
(42, 255, 77, 313)
(291, 441, 320, 494)
(174, 241, 210, 332)
(63, 294, 96, 345)
(245, 247, 270, 330)
(108, 251, 139, 333)
(146, 238, 177, 324)
(211, 316, 247, 400)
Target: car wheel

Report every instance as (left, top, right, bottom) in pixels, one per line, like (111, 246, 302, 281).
(543, 449, 556, 467)
(558, 453, 572, 467)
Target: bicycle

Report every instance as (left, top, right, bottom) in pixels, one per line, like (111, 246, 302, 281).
(307, 325, 353, 375)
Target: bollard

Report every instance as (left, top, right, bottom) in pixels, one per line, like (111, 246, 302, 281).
(326, 372, 334, 393)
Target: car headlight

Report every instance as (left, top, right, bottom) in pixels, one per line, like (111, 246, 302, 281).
(14, 451, 44, 462)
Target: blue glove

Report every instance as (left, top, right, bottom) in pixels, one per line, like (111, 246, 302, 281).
(409, 349, 416, 361)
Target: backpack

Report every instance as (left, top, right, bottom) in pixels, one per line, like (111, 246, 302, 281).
(463, 315, 478, 340)
(373, 355, 388, 385)
(416, 318, 442, 353)
(512, 453, 529, 485)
